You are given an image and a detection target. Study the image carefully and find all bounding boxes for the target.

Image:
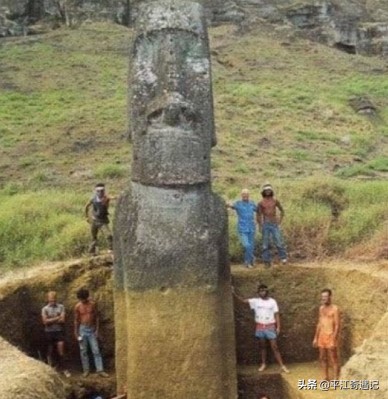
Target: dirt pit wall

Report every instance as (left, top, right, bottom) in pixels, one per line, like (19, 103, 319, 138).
(232, 263, 388, 365)
(0, 258, 387, 398)
(0, 256, 115, 372)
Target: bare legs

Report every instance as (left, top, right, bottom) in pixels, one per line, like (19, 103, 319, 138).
(319, 348, 340, 380)
(259, 339, 289, 373)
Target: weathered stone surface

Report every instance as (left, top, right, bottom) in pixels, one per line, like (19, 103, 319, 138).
(129, 0, 215, 186)
(114, 0, 237, 397)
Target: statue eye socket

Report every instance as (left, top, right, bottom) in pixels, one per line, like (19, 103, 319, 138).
(182, 107, 196, 123)
(147, 109, 163, 122)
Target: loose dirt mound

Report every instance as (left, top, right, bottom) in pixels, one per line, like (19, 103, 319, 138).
(0, 336, 67, 399)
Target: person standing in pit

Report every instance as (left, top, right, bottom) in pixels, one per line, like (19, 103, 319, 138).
(41, 291, 71, 377)
(233, 284, 289, 373)
(74, 288, 109, 378)
(313, 288, 341, 380)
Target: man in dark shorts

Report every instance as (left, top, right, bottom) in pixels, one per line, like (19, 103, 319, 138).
(85, 183, 113, 256)
(41, 291, 70, 377)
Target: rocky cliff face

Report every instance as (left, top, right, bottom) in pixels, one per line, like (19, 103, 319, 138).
(0, 0, 387, 56)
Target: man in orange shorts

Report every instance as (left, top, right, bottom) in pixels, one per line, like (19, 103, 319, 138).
(312, 288, 340, 380)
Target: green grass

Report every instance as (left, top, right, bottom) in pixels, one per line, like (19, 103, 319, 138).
(0, 190, 90, 270)
(0, 22, 387, 269)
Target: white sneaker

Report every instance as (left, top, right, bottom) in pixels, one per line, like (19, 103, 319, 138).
(258, 363, 267, 372)
(281, 259, 288, 265)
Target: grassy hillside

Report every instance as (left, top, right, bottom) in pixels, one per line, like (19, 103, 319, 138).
(0, 22, 387, 270)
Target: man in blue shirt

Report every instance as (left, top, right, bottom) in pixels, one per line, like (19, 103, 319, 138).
(228, 189, 257, 268)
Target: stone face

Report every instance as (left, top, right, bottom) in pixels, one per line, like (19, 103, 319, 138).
(130, 0, 215, 186)
(114, 1, 237, 397)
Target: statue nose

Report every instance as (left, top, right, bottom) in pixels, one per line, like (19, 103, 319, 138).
(163, 103, 183, 126)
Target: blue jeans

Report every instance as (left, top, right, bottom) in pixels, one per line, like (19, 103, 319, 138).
(78, 325, 104, 372)
(238, 230, 255, 265)
(262, 223, 287, 263)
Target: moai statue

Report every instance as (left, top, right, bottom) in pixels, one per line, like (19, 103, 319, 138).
(113, 1, 237, 397)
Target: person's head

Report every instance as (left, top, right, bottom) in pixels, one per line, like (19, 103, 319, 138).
(77, 288, 90, 302)
(241, 188, 250, 201)
(47, 291, 57, 305)
(320, 288, 332, 305)
(95, 183, 105, 197)
(257, 284, 269, 299)
(261, 183, 274, 198)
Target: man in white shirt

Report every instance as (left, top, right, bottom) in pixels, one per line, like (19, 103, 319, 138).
(234, 284, 289, 373)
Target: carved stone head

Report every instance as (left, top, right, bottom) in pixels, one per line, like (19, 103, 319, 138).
(130, 0, 216, 186)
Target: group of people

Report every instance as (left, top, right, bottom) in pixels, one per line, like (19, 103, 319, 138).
(227, 183, 287, 268)
(41, 289, 109, 378)
(84, 182, 288, 268)
(83, 183, 341, 389)
(234, 284, 341, 382)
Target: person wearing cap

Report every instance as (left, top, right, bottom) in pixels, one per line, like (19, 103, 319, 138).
(233, 284, 289, 374)
(85, 183, 113, 256)
(257, 183, 287, 267)
(227, 189, 257, 268)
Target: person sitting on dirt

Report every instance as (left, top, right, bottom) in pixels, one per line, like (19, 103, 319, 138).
(313, 288, 341, 380)
(41, 291, 71, 377)
(233, 284, 290, 374)
(227, 188, 257, 268)
(74, 288, 109, 378)
(85, 183, 113, 256)
(256, 183, 287, 268)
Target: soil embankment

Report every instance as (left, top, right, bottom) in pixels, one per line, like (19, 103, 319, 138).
(0, 335, 67, 399)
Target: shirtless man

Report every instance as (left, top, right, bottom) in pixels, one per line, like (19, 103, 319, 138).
(313, 288, 340, 380)
(74, 288, 109, 377)
(256, 183, 287, 268)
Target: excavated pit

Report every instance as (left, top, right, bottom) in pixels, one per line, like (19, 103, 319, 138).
(0, 257, 387, 398)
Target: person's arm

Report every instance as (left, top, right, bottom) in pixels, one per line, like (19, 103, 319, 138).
(276, 200, 285, 224)
(231, 287, 250, 304)
(275, 312, 281, 335)
(58, 305, 65, 324)
(74, 304, 80, 340)
(256, 203, 263, 228)
(226, 201, 235, 210)
(333, 306, 340, 341)
(85, 200, 92, 221)
(42, 307, 61, 325)
(312, 308, 321, 347)
(94, 302, 100, 338)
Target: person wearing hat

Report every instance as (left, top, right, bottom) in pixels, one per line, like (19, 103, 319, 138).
(85, 183, 113, 256)
(257, 183, 287, 267)
(227, 189, 257, 268)
(233, 284, 289, 373)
